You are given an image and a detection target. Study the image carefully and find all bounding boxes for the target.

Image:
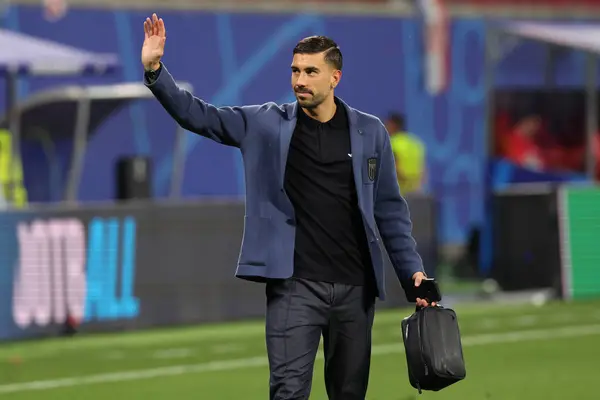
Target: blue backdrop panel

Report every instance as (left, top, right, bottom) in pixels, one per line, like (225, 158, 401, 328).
(2, 6, 593, 244)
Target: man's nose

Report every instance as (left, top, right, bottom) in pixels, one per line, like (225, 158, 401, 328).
(296, 73, 308, 86)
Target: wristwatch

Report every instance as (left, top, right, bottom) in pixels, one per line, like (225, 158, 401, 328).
(145, 64, 161, 82)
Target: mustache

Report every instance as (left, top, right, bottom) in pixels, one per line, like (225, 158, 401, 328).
(294, 87, 312, 94)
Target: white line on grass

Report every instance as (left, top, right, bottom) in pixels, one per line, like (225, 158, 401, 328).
(1, 324, 600, 395)
(1, 303, 587, 359)
(210, 344, 247, 355)
(0, 304, 544, 357)
(151, 348, 194, 360)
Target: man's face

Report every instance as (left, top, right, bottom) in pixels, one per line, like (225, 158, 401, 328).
(518, 116, 542, 137)
(291, 52, 341, 109)
(385, 120, 398, 135)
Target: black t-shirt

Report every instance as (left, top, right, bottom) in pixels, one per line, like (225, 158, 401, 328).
(284, 99, 375, 287)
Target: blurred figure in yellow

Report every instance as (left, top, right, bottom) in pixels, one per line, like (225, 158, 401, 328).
(0, 129, 28, 208)
(384, 113, 426, 194)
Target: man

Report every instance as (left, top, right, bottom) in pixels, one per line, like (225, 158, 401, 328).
(0, 129, 27, 209)
(142, 13, 431, 400)
(502, 114, 545, 171)
(384, 113, 426, 194)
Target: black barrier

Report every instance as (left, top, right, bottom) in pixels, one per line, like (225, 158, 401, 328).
(491, 185, 562, 292)
(384, 194, 438, 307)
(0, 196, 437, 342)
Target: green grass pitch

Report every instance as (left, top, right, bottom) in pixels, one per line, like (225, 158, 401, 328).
(1, 299, 599, 399)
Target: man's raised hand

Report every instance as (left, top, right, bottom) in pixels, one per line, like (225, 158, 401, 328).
(142, 13, 166, 71)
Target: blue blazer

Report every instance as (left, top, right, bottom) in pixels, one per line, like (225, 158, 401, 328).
(146, 63, 424, 300)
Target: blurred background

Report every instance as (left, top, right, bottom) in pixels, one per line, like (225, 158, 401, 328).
(1, 0, 600, 398)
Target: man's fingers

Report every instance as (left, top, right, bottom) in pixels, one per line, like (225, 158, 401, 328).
(414, 276, 422, 287)
(144, 19, 152, 38)
(150, 14, 158, 36)
(416, 298, 429, 308)
(416, 297, 439, 308)
(158, 18, 166, 38)
(415, 301, 439, 308)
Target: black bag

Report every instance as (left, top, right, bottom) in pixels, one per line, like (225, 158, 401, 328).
(401, 305, 466, 394)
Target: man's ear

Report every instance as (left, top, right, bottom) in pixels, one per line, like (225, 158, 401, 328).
(331, 70, 342, 89)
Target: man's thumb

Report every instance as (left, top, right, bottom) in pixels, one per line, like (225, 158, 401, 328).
(414, 276, 421, 287)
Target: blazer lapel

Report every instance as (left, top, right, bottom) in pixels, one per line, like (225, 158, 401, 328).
(279, 102, 298, 188)
(343, 101, 365, 209)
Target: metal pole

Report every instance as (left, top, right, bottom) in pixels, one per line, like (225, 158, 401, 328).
(483, 24, 497, 156)
(64, 95, 91, 202)
(584, 52, 597, 180)
(169, 124, 186, 199)
(479, 22, 499, 278)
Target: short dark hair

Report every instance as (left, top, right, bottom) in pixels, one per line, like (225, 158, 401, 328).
(388, 113, 406, 131)
(293, 36, 343, 71)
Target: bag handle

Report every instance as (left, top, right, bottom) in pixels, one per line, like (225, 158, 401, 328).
(415, 303, 441, 312)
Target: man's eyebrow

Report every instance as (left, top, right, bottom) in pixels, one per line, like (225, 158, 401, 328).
(291, 65, 320, 72)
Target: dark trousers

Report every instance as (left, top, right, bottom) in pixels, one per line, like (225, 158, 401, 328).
(265, 277, 376, 400)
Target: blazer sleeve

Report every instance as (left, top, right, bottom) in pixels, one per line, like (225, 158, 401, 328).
(144, 63, 253, 148)
(374, 123, 425, 283)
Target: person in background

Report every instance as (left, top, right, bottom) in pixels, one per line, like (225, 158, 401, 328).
(0, 139, 6, 210)
(384, 113, 426, 194)
(503, 114, 546, 171)
(0, 129, 27, 208)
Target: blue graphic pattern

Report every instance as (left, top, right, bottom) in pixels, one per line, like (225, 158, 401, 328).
(401, 19, 486, 243)
(114, 11, 151, 156)
(154, 14, 326, 196)
(3, 7, 593, 244)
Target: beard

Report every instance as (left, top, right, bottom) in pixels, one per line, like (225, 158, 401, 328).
(295, 91, 325, 109)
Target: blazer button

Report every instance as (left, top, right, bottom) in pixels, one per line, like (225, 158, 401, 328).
(286, 218, 295, 226)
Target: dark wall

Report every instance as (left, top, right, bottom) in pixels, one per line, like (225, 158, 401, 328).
(491, 187, 562, 292)
(0, 195, 437, 341)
